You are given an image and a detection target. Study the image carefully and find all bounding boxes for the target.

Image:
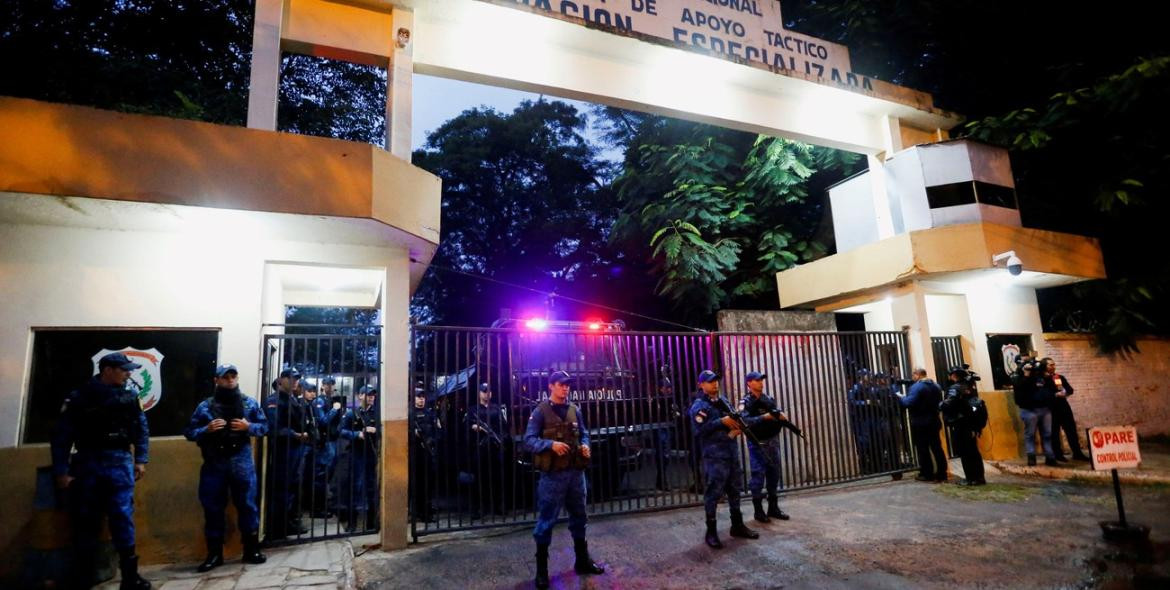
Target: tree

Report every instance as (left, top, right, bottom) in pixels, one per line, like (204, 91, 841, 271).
(785, 0, 1170, 352)
(602, 111, 860, 320)
(410, 100, 620, 327)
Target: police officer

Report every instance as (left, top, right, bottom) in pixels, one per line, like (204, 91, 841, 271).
(338, 385, 380, 531)
(184, 364, 269, 572)
(524, 370, 603, 590)
(466, 382, 508, 516)
(739, 371, 790, 523)
(896, 367, 947, 482)
(689, 370, 758, 549)
(940, 366, 986, 486)
(847, 368, 879, 474)
(311, 377, 344, 517)
(51, 352, 152, 590)
(651, 377, 679, 491)
(265, 368, 311, 539)
(410, 386, 440, 523)
(1043, 359, 1089, 462)
(297, 379, 323, 515)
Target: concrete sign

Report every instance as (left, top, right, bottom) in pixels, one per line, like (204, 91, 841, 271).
(487, 0, 873, 92)
(1088, 425, 1142, 471)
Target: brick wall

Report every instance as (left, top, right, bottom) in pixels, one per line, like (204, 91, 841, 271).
(1043, 333, 1170, 438)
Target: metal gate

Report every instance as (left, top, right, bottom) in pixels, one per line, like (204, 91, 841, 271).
(930, 335, 967, 455)
(258, 325, 382, 545)
(931, 336, 966, 384)
(408, 325, 916, 538)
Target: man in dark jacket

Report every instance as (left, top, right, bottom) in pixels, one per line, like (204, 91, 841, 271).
(1012, 360, 1057, 466)
(940, 367, 986, 486)
(1043, 359, 1090, 462)
(897, 367, 947, 482)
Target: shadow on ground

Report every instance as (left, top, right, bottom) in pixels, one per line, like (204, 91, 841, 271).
(355, 474, 1170, 589)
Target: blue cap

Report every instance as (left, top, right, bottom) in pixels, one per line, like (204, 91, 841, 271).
(298, 379, 317, 392)
(359, 385, 378, 395)
(99, 352, 142, 371)
(479, 382, 491, 392)
(279, 368, 300, 379)
(697, 370, 719, 383)
(215, 364, 238, 377)
(321, 376, 336, 385)
(745, 371, 766, 382)
(549, 371, 574, 385)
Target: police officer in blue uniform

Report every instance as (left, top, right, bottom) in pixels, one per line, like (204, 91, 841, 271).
(738, 371, 790, 523)
(52, 352, 152, 590)
(311, 377, 344, 517)
(338, 385, 380, 531)
(184, 364, 269, 572)
(524, 371, 603, 589)
(265, 368, 311, 539)
(688, 370, 758, 549)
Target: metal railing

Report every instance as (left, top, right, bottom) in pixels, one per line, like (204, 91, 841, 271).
(409, 326, 916, 538)
(258, 326, 382, 545)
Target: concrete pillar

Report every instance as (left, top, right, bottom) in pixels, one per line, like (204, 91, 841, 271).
(379, 253, 411, 550)
(386, 8, 414, 159)
(889, 284, 935, 380)
(247, 0, 285, 130)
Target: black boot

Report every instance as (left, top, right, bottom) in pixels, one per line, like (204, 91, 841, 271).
(767, 494, 790, 520)
(704, 518, 722, 549)
(534, 544, 550, 590)
(752, 497, 769, 523)
(196, 538, 224, 573)
(118, 548, 151, 590)
(242, 532, 267, 565)
(1027, 453, 1036, 466)
(728, 511, 759, 539)
(1044, 456, 1059, 466)
(573, 538, 604, 575)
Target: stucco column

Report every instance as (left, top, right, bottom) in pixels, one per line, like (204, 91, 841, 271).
(386, 8, 414, 159)
(380, 254, 411, 550)
(247, 0, 285, 130)
(889, 284, 935, 380)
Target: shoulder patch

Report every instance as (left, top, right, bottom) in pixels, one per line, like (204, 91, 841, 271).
(695, 409, 707, 423)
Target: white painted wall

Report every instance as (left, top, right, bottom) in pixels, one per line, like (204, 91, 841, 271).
(962, 283, 1045, 391)
(829, 173, 880, 253)
(0, 220, 409, 447)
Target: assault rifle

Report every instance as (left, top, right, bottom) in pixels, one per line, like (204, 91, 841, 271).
(767, 409, 806, 439)
(470, 411, 504, 447)
(711, 398, 779, 468)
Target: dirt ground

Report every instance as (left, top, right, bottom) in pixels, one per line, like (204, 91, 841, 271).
(354, 473, 1170, 589)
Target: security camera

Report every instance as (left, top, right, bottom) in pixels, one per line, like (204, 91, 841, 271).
(992, 250, 1023, 276)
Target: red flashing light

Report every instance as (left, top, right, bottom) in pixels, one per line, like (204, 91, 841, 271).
(525, 318, 548, 330)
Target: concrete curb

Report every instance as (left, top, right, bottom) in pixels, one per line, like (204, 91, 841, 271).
(990, 461, 1170, 485)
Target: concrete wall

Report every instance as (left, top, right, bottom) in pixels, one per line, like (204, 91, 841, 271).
(1042, 334, 1170, 439)
(0, 217, 413, 562)
(715, 310, 837, 332)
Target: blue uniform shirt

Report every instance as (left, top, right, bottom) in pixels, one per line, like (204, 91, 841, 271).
(184, 393, 269, 441)
(51, 377, 150, 476)
(689, 393, 738, 459)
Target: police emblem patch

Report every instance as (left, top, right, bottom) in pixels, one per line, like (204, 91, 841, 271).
(91, 347, 165, 412)
(695, 410, 707, 423)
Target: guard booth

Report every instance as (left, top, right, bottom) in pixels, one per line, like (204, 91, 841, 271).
(258, 325, 384, 545)
(408, 321, 919, 539)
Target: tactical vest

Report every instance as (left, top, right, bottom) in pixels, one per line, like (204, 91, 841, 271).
(532, 402, 589, 472)
(743, 395, 783, 440)
(74, 387, 142, 451)
(201, 393, 249, 456)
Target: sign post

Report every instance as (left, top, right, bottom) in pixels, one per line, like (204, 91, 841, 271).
(1087, 425, 1150, 542)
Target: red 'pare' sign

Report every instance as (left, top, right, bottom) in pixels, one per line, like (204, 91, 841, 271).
(1087, 425, 1141, 471)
